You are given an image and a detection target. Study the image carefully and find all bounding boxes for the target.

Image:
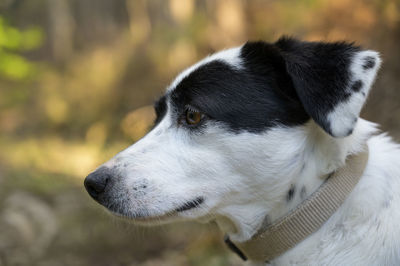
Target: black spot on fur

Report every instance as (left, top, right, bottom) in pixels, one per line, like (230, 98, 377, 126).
(346, 127, 354, 136)
(287, 185, 296, 202)
(363, 56, 376, 70)
(300, 186, 307, 199)
(351, 80, 363, 92)
(154, 95, 167, 125)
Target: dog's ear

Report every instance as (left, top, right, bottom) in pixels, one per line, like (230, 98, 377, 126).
(275, 37, 381, 137)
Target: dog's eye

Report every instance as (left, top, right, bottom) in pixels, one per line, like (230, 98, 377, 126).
(185, 108, 203, 125)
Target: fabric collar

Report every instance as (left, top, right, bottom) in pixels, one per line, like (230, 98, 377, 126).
(224, 145, 369, 262)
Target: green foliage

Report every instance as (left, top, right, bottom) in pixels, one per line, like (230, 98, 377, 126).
(0, 16, 43, 80)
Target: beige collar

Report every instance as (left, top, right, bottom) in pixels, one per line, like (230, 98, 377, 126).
(225, 145, 369, 262)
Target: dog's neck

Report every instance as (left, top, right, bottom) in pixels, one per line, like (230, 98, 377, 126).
(213, 119, 376, 243)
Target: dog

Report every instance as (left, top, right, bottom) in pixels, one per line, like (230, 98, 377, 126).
(84, 37, 400, 265)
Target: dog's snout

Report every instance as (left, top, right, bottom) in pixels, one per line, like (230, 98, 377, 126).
(84, 166, 112, 200)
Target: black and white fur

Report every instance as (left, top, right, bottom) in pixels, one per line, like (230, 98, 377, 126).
(84, 37, 400, 265)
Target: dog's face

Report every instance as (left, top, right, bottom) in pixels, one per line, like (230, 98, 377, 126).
(84, 37, 380, 227)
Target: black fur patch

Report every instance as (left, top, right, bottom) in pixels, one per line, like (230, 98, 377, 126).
(363, 56, 376, 70)
(275, 37, 360, 136)
(168, 43, 309, 133)
(351, 80, 363, 92)
(154, 95, 167, 125)
(165, 37, 368, 137)
(287, 184, 296, 202)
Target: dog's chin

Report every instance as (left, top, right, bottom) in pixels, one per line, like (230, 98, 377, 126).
(105, 196, 208, 226)
(108, 209, 205, 226)
(108, 210, 178, 225)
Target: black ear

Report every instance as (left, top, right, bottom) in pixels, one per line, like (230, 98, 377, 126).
(275, 37, 381, 137)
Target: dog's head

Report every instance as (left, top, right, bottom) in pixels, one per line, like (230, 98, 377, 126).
(84, 37, 380, 228)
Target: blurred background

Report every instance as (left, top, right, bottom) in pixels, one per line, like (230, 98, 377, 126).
(0, 0, 399, 265)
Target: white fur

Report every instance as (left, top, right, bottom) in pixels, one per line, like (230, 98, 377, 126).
(99, 48, 400, 265)
(167, 46, 243, 92)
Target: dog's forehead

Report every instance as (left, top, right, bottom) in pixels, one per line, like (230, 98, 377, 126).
(167, 46, 243, 93)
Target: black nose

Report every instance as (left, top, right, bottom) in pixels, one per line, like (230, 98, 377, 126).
(84, 166, 112, 200)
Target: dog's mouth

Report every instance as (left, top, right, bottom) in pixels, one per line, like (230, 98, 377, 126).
(108, 196, 205, 223)
(175, 197, 204, 212)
